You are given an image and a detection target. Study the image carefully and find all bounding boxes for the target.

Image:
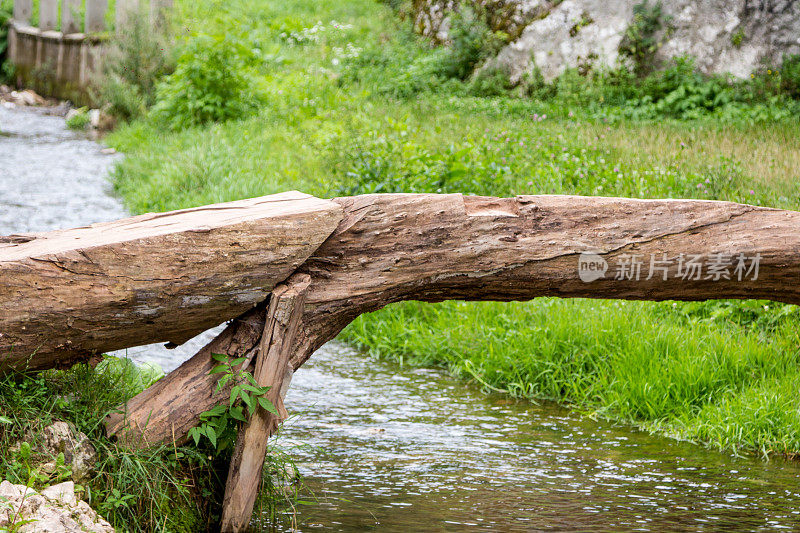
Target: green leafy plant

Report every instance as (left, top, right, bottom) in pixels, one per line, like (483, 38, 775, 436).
(187, 354, 278, 453)
(731, 27, 745, 48)
(618, 0, 671, 76)
(779, 54, 800, 99)
(99, 488, 136, 514)
(0, 0, 13, 83)
(96, 12, 175, 121)
(152, 33, 267, 129)
(433, 4, 507, 81)
(65, 107, 91, 130)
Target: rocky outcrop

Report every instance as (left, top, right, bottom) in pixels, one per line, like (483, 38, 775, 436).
(0, 481, 114, 532)
(412, 0, 552, 43)
(413, 0, 800, 80)
(40, 422, 98, 483)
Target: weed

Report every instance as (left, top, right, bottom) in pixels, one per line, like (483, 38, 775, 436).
(152, 32, 267, 130)
(96, 12, 175, 121)
(618, 0, 671, 76)
(188, 353, 277, 453)
(65, 107, 90, 130)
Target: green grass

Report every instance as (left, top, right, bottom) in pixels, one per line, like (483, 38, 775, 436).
(104, 0, 800, 462)
(0, 360, 216, 531)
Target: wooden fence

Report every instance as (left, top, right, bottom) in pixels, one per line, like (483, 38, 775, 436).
(6, 0, 172, 101)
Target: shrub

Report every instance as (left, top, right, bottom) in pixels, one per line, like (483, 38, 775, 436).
(618, 0, 671, 76)
(467, 65, 513, 96)
(0, 0, 13, 83)
(779, 54, 800, 99)
(96, 13, 174, 120)
(152, 33, 266, 130)
(432, 4, 506, 81)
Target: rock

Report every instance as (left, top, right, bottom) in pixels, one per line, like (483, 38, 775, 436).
(8, 89, 47, 106)
(41, 422, 97, 483)
(65, 108, 82, 123)
(88, 108, 117, 131)
(0, 479, 35, 500)
(100, 147, 117, 155)
(88, 109, 101, 127)
(0, 481, 114, 533)
(414, 0, 800, 81)
(41, 482, 76, 507)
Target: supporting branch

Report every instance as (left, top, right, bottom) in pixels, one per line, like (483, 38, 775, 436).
(220, 273, 310, 533)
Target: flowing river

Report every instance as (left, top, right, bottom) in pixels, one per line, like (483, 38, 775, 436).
(3, 105, 800, 532)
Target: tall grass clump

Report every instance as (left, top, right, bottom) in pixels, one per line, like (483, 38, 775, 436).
(96, 12, 176, 121)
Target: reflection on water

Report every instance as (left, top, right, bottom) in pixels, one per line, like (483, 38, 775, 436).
(268, 342, 800, 532)
(4, 105, 800, 532)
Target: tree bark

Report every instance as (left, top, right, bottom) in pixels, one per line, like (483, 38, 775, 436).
(107, 193, 800, 448)
(0, 192, 342, 371)
(219, 273, 309, 533)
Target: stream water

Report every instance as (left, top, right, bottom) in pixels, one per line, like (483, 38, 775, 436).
(3, 105, 800, 532)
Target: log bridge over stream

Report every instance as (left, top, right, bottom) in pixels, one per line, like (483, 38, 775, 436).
(2, 191, 799, 531)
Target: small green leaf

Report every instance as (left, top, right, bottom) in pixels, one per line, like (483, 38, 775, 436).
(209, 364, 229, 375)
(230, 385, 242, 407)
(241, 391, 255, 414)
(206, 426, 217, 448)
(189, 428, 201, 447)
(230, 406, 246, 422)
(258, 397, 279, 415)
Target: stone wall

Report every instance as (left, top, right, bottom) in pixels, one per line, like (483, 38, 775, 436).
(412, 0, 800, 81)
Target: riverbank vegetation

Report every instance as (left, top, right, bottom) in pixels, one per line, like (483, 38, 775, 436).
(0, 359, 215, 531)
(102, 0, 800, 462)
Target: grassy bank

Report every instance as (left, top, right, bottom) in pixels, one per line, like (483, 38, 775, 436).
(102, 0, 800, 463)
(0, 360, 216, 531)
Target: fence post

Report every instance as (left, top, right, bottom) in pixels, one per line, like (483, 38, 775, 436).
(62, 0, 83, 34)
(39, 0, 59, 31)
(12, 0, 33, 25)
(115, 0, 140, 33)
(150, 0, 173, 28)
(85, 0, 108, 33)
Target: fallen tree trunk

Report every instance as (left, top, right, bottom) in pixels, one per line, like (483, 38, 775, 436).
(0, 192, 342, 371)
(108, 193, 800, 447)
